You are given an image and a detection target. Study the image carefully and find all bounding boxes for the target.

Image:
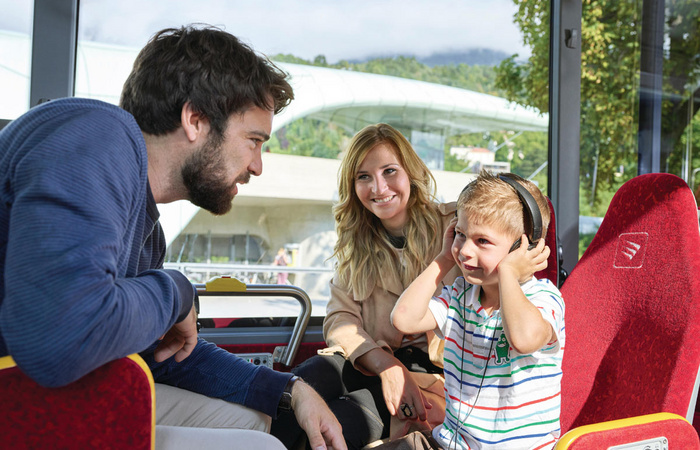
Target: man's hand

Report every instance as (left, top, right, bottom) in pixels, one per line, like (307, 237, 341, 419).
(291, 381, 347, 450)
(154, 305, 198, 363)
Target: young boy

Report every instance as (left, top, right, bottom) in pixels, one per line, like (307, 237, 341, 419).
(388, 171, 565, 450)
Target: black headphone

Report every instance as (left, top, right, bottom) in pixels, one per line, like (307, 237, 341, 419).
(497, 174, 543, 252)
(457, 174, 543, 252)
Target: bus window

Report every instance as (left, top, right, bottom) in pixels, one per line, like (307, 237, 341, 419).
(74, 0, 549, 299)
(0, 0, 33, 120)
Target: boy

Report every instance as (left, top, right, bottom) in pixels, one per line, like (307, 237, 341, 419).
(388, 171, 565, 449)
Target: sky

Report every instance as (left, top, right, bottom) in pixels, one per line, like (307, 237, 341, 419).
(2, 0, 529, 63)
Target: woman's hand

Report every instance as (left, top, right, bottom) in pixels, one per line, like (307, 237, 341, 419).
(378, 360, 432, 422)
(356, 349, 432, 422)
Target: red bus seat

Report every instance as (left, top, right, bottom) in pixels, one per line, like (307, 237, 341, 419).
(0, 354, 155, 449)
(555, 173, 700, 448)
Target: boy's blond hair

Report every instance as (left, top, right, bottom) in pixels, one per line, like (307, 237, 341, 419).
(457, 170, 551, 242)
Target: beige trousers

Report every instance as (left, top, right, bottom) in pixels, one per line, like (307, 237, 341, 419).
(154, 383, 285, 450)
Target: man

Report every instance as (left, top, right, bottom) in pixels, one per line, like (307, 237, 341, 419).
(0, 25, 345, 450)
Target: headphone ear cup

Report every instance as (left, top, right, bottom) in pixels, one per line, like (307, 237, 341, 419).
(498, 175, 543, 244)
(509, 238, 540, 253)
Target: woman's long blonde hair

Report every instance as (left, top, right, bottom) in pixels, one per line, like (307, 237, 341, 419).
(332, 124, 443, 299)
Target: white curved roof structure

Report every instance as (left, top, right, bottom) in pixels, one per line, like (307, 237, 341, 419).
(0, 32, 549, 246)
(159, 66, 548, 245)
(273, 63, 547, 134)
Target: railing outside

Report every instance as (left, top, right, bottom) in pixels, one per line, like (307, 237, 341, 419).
(164, 262, 334, 318)
(164, 262, 333, 284)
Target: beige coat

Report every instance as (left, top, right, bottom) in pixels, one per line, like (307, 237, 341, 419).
(321, 202, 461, 438)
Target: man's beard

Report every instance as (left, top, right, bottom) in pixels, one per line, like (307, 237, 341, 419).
(181, 134, 248, 215)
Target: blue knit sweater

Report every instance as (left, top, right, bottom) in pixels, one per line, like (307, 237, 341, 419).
(0, 98, 289, 417)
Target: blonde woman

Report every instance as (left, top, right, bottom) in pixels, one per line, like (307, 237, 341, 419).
(272, 124, 460, 449)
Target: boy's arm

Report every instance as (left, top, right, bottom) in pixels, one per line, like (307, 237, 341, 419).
(392, 219, 457, 334)
(497, 236, 553, 354)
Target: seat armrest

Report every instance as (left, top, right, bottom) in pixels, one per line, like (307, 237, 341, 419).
(0, 354, 155, 449)
(555, 412, 699, 449)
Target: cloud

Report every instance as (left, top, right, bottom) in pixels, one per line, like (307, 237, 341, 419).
(2, 0, 530, 63)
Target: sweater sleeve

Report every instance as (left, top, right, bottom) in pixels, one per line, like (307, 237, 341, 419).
(142, 338, 292, 418)
(0, 107, 190, 387)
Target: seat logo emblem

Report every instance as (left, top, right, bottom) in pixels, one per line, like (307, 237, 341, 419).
(613, 232, 648, 269)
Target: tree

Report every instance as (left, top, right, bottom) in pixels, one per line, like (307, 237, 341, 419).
(495, 0, 700, 214)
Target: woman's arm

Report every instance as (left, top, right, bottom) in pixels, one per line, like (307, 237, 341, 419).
(324, 278, 431, 421)
(324, 278, 385, 367)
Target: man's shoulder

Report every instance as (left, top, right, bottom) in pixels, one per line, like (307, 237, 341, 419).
(18, 98, 134, 133)
(44, 98, 135, 126)
(40, 99, 144, 157)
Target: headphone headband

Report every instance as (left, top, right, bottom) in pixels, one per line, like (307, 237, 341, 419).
(498, 174, 543, 245)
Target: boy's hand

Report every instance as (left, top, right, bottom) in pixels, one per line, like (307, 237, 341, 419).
(438, 217, 458, 263)
(499, 235, 550, 283)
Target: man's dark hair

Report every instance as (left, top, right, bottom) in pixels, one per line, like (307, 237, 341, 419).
(120, 24, 294, 136)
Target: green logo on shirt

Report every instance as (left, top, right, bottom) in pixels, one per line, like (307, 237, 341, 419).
(495, 331, 510, 364)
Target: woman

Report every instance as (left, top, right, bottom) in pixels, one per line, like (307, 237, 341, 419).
(274, 247, 290, 284)
(272, 123, 460, 449)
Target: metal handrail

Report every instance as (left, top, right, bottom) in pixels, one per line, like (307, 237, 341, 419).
(165, 262, 334, 274)
(194, 281, 312, 367)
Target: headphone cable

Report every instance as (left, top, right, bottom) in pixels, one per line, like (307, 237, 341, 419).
(449, 287, 498, 450)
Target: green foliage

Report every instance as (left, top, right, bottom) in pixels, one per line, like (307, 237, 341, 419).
(264, 118, 351, 159)
(444, 130, 549, 193)
(495, 0, 700, 214)
(579, 233, 596, 259)
(443, 152, 471, 173)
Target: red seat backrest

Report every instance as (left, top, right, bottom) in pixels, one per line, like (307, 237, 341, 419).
(535, 197, 559, 286)
(0, 355, 154, 449)
(559, 173, 700, 433)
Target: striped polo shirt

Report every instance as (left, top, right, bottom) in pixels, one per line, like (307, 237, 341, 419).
(428, 277, 565, 450)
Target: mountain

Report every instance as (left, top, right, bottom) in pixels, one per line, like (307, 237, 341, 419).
(417, 49, 511, 66)
(346, 48, 511, 67)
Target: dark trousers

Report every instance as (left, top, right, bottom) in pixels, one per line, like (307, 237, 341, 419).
(271, 348, 443, 450)
(271, 353, 389, 449)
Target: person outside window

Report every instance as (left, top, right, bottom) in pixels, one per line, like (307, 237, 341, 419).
(274, 248, 290, 285)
